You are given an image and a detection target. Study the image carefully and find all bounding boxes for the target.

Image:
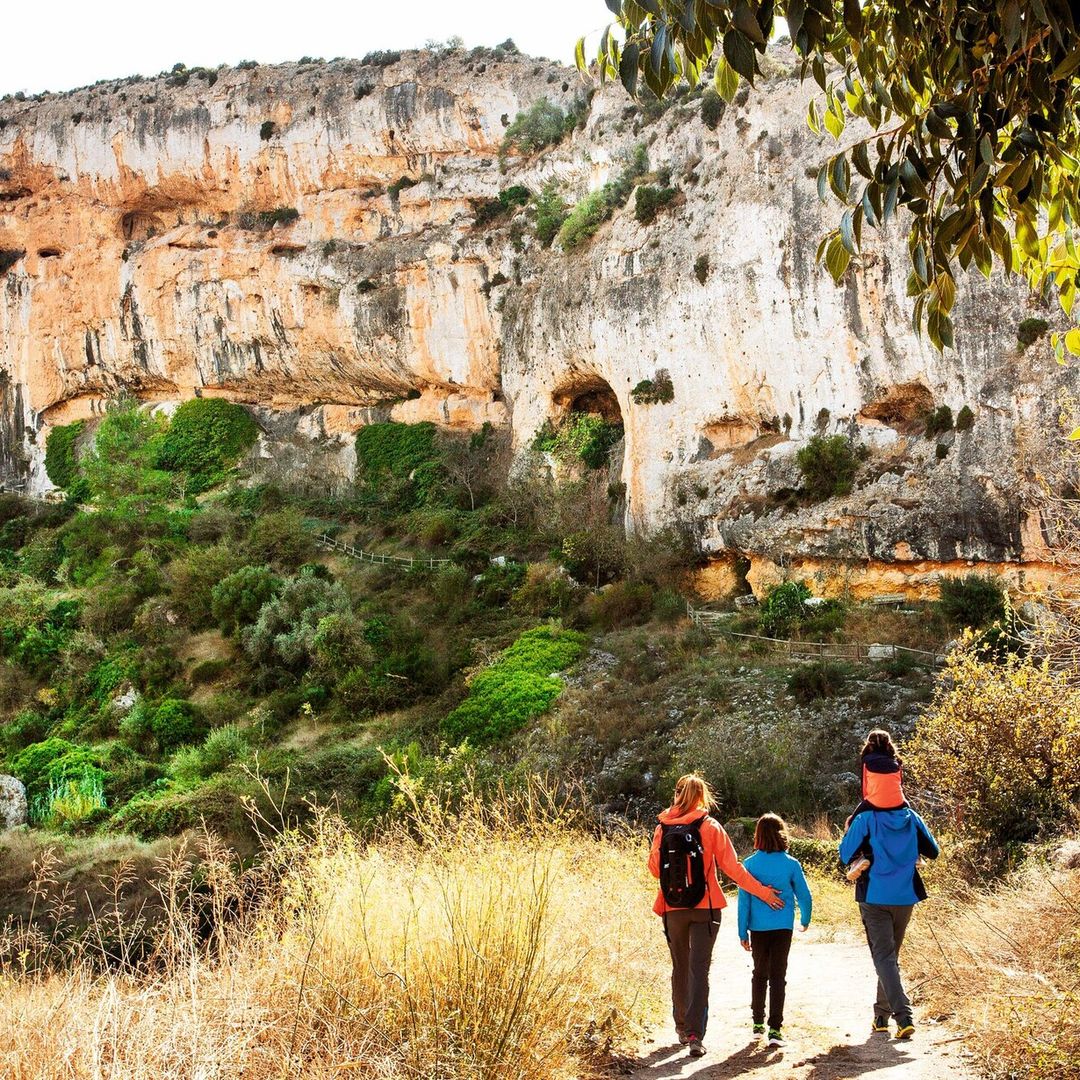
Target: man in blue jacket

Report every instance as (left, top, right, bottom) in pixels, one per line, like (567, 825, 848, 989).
(838, 805, 940, 1040)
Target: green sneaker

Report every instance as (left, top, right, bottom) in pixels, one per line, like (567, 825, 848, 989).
(767, 1029, 784, 1047)
(752, 1023, 766, 1036)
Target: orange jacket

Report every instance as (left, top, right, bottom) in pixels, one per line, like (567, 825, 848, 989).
(648, 808, 776, 915)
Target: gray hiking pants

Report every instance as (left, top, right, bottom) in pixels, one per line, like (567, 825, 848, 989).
(664, 908, 720, 1040)
(859, 902, 914, 1025)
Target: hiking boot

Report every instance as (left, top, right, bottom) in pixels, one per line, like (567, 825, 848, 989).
(845, 857, 871, 882)
(676, 1028, 690, 1045)
(752, 1023, 766, 1036)
(767, 1029, 785, 1047)
(871, 1015, 891, 1033)
(895, 1023, 915, 1041)
(687, 1036, 706, 1058)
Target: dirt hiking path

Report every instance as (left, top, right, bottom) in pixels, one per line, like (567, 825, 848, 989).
(631, 925, 976, 1080)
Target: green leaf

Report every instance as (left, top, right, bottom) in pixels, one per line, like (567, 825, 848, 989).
(824, 106, 845, 140)
(650, 25, 667, 76)
(619, 42, 640, 97)
(840, 209, 857, 254)
(715, 56, 740, 102)
(722, 29, 756, 84)
(825, 235, 851, 281)
(817, 163, 829, 203)
(843, 0, 863, 37)
(830, 154, 851, 200)
(883, 178, 900, 223)
(1065, 328, 1080, 356)
(1069, 427, 1080, 440)
(733, 1, 767, 45)
(852, 141, 872, 179)
(574, 37, 587, 72)
(1052, 47, 1080, 80)
(807, 98, 820, 134)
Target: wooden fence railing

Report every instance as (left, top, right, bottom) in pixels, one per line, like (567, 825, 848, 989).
(686, 601, 943, 666)
(317, 533, 450, 570)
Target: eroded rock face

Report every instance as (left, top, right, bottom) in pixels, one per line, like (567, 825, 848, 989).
(1, 47, 1076, 591)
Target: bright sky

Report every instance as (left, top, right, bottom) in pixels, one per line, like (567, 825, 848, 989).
(4, 0, 611, 97)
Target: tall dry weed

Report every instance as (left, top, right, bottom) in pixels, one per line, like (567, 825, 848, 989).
(908, 860, 1080, 1080)
(0, 773, 663, 1079)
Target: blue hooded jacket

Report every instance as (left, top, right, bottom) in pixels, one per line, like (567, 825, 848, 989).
(737, 850, 813, 940)
(839, 807, 940, 905)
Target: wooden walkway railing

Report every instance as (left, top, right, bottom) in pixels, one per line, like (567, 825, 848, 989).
(317, 533, 451, 570)
(686, 602, 943, 666)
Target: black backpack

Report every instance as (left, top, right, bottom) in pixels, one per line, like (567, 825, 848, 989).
(658, 814, 711, 910)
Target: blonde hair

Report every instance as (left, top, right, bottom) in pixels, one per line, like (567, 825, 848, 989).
(672, 773, 714, 815)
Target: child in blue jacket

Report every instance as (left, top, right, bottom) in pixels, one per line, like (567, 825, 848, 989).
(737, 813, 813, 1047)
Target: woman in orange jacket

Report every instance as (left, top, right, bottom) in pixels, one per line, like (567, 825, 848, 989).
(649, 773, 783, 1059)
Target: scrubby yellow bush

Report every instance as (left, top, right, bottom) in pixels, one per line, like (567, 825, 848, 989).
(0, 780, 662, 1079)
(907, 642, 1080, 858)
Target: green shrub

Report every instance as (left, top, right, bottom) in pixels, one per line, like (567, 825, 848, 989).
(694, 254, 710, 284)
(630, 370, 675, 405)
(44, 420, 87, 495)
(168, 542, 246, 626)
(150, 699, 207, 752)
(758, 580, 812, 638)
(188, 657, 231, 685)
(512, 565, 580, 617)
(257, 206, 298, 227)
(355, 422, 444, 508)
(1016, 317, 1049, 348)
(701, 89, 725, 129)
(558, 189, 612, 249)
(387, 175, 417, 198)
(956, 404, 975, 431)
(501, 98, 569, 155)
(474, 184, 532, 226)
(81, 397, 174, 512)
(442, 625, 587, 743)
(533, 182, 569, 246)
(796, 435, 860, 500)
(925, 404, 954, 437)
(937, 573, 1007, 630)
(155, 398, 257, 489)
(170, 724, 247, 781)
(243, 508, 315, 570)
(2, 708, 48, 751)
(533, 413, 624, 470)
(634, 184, 678, 225)
(37, 770, 106, 828)
(259, 120, 277, 140)
(585, 581, 655, 629)
(210, 564, 282, 633)
(18, 530, 63, 584)
(787, 661, 849, 703)
(11, 737, 80, 802)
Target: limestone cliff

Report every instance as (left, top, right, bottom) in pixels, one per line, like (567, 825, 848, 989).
(1, 46, 1075, 596)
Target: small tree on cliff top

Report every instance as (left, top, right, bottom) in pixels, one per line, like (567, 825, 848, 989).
(579, 1, 1080, 357)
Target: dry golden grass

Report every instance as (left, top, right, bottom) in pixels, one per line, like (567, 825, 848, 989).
(0, 780, 664, 1080)
(907, 859, 1080, 1080)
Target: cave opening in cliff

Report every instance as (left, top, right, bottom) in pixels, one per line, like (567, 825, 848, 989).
(544, 375, 626, 481)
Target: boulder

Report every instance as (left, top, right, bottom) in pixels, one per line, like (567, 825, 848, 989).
(0, 775, 27, 829)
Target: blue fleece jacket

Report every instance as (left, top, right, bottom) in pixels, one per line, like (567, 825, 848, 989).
(838, 807, 940, 906)
(737, 850, 813, 940)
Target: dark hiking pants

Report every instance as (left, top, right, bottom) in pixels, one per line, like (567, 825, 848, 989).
(859, 902, 914, 1025)
(665, 908, 720, 1040)
(750, 928, 792, 1030)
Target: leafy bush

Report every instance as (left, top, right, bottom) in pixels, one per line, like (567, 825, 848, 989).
(955, 404, 975, 431)
(937, 573, 1007, 629)
(533, 413, 624, 470)
(474, 185, 532, 226)
(11, 737, 81, 803)
(796, 435, 860, 500)
(150, 699, 207, 752)
(584, 581, 655, 629)
(501, 99, 570, 155)
(37, 770, 106, 828)
(241, 569, 351, 670)
(81, 397, 174, 511)
(694, 254, 710, 284)
(758, 580, 812, 637)
(557, 146, 649, 249)
(512, 564, 580, 617)
(44, 420, 87, 496)
(259, 120, 276, 140)
(155, 398, 257, 489)
(634, 184, 678, 225)
(787, 661, 849, 703)
(1016, 317, 1049, 347)
(630, 370, 675, 405)
(908, 646, 1080, 857)
(700, 88, 725, 129)
(168, 542, 246, 626)
(210, 564, 282, 634)
(243, 508, 315, 570)
(170, 724, 247, 781)
(533, 182, 569, 246)
(442, 625, 586, 743)
(355, 422, 444, 508)
(924, 404, 954, 437)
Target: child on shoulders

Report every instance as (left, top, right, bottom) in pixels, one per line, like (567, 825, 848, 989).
(845, 729, 908, 881)
(737, 813, 813, 1048)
